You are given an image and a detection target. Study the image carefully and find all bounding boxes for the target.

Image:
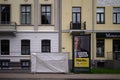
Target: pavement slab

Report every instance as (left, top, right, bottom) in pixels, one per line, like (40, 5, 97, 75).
(0, 73, 120, 80)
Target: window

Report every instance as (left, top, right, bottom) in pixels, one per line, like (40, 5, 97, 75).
(21, 5, 31, 24)
(41, 40, 51, 52)
(96, 8, 105, 24)
(21, 60, 30, 69)
(72, 7, 81, 29)
(113, 8, 120, 24)
(0, 5, 10, 24)
(96, 39, 104, 57)
(21, 40, 30, 55)
(1, 40, 10, 55)
(0, 60, 10, 69)
(41, 5, 51, 24)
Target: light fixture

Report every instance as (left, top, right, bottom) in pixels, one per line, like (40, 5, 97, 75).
(24, 0, 28, 2)
(3, 0, 8, 1)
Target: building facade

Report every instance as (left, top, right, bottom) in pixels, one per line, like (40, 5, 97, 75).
(0, 0, 60, 70)
(61, 0, 120, 69)
(0, 0, 120, 71)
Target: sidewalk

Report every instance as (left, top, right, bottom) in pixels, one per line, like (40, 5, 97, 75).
(0, 73, 120, 80)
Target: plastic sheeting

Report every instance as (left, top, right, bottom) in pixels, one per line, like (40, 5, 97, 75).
(31, 53, 69, 73)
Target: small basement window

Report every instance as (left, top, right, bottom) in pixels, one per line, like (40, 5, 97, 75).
(97, 62, 105, 68)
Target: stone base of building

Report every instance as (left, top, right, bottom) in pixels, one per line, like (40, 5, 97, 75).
(92, 60, 120, 69)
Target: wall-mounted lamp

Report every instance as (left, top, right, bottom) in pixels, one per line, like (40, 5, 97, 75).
(44, 0, 48, 1)
(3, 0, 8, 1)
(24, 0, 28, 2)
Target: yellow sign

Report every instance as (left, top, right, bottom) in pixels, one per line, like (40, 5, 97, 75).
(74, 58, 89, 67)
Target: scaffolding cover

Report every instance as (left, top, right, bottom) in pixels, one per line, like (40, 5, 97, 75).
(31, 53, 69, 73)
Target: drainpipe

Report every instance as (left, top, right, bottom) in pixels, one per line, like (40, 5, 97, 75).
(92, 0, 95, 68)
(34, 0, 38, 31)
(59, 0, 62, 53)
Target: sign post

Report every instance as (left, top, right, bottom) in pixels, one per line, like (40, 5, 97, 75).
(73, 35, 91, 73)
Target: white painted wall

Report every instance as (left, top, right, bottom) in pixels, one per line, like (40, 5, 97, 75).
(0, 32, 59, 62)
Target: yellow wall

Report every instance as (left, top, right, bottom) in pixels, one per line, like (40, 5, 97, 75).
(62, 0, 120, 60)
(0, 0, 55, 31)
(105, 39, 113, 60)
(62, 0, 93, 60)
(17, 26, 34, 31)
(38, 26, 54, 31)
(38, 0, 55, 27)
(62, 0, 92, 30)
(94, 0, 120, 30)
(62, 33, 72, 59)
(0, 0, 34, 25)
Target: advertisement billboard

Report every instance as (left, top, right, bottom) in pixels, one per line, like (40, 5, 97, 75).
(73, 35, 90, 73)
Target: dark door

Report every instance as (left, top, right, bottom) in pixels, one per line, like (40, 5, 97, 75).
(113, 40, 120, 60)
(72, 7, 81, 29)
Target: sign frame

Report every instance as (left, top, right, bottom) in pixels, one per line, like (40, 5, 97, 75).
(72, 34, 91, 73)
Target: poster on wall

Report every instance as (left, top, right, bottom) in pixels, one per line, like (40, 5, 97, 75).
(73, 35, 90, 73)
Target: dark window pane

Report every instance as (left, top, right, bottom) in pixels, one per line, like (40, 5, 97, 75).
(21, 40, 30, 55)
(97, 8, 104, 13)
(96, 8, 105, 24)
(21, 60, 30, 69)
(41, 6, 45, 12)
(0, 5, 10, 24)
(46, 13, 51, 24)
(42, 40, 51, 52)
(21, 5, 31, 24)
(77, 14, 80, 22)
(117, 14, 120, 23)
(96, 39, 104, 57)
(101, 14, 104, 22)
(47, 6, 51, 12)
(72, 7, 81, 24)
(1, 40, 10, 55)
(41, 5, 51, 24)
(113, 8, 120, 24)
(72, 8, 80, 12)
(113, 8, 120, 12)
(0, 60, 10, 69)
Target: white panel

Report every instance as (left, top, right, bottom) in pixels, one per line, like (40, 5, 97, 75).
(97, 0, 120, 6)
(31, 53, 69, 73)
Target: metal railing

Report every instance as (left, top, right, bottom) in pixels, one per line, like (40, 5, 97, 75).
(70, 21, 86, 30)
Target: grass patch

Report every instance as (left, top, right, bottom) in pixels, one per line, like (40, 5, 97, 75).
(91, 68, 120, 74)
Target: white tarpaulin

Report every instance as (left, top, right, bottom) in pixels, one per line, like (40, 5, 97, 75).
(31, 53, 69, 73)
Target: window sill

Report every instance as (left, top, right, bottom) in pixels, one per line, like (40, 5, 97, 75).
(17, 24, 34, 26)
(97, 23, 105, 24)
(39, 24, 54, 26)
(113, 23, 120, 24)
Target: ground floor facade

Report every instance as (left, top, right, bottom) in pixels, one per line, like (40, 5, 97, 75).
(0, 31, 120, 71)
(62, 31, 120, 70)
(0, 32, 59, 70)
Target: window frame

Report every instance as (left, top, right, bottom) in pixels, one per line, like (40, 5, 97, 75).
(113, 7, 120, 24)
(0, 4, 11, 24)
(21, 60, 30, 69)
(96, 39, 105, 57)
(0, 59, 10, 69)
(1, 40, 10, 55)
(96, 7, 105, 24)
(41, 4, 51, 25)
(72, 7, 81, 24)
(20, 5, 31, 24)
(41, 40, 51, 53)
(21, 40, 30, 55)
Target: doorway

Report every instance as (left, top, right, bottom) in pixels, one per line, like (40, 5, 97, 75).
(113, 40, 120, 60)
